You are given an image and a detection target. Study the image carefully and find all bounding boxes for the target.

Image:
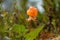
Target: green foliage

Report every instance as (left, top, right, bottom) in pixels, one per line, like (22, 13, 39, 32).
(12, 24, 28, 35)
(10, 24, 45, 40)
(38, 13, 48, 23)
(25, 25, 45, 40)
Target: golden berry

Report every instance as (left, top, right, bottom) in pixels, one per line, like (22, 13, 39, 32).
(27, 6, 38, 17)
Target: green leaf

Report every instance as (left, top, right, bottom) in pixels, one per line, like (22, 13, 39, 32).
(25, 24, 45, 40)
(12, 24, 27, 34)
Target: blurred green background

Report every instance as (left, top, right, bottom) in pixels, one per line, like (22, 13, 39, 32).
(0, 0, 60, 40)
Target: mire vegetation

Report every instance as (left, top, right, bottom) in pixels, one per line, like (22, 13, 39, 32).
(0, 0, 60, 40)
